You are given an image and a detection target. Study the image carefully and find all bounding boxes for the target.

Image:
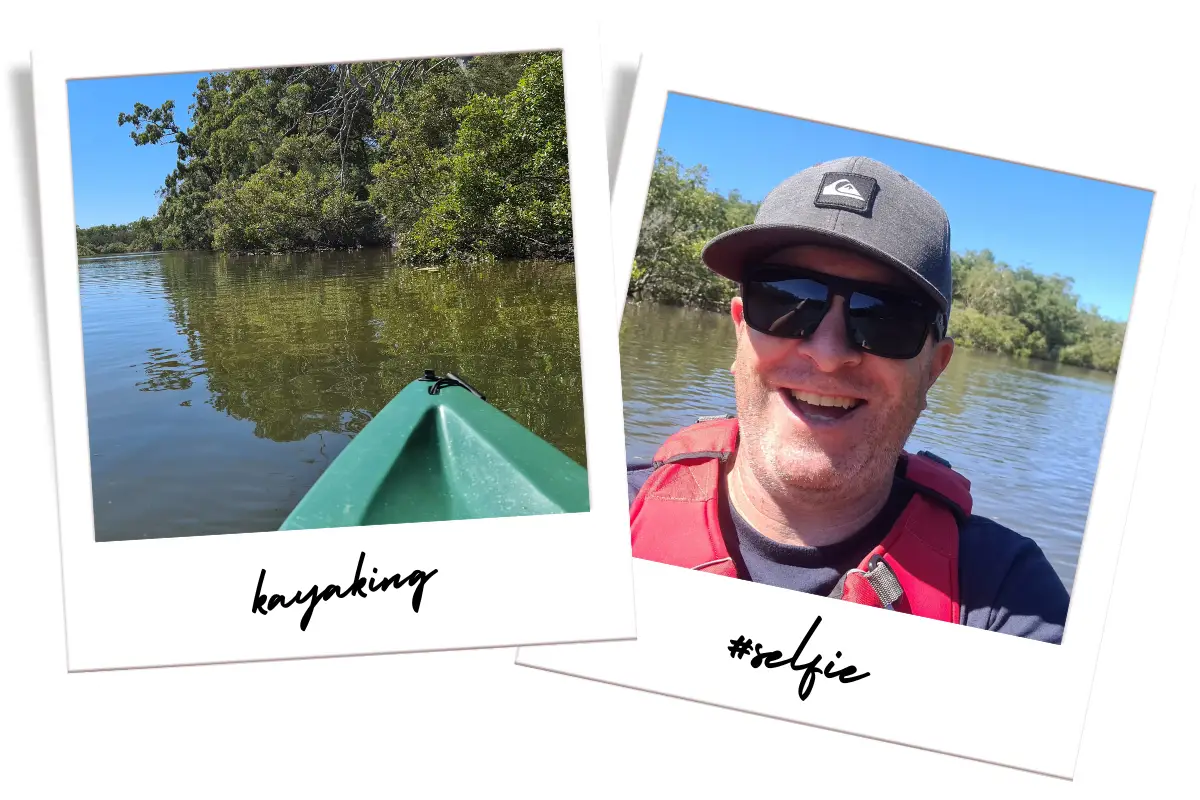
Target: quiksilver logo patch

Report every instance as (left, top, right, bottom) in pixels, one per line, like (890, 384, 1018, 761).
(814, 172, 878, 214)
(822, 179, 865, 201)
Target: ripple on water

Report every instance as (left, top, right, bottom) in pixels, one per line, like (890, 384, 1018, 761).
(80, 251, 587, 540)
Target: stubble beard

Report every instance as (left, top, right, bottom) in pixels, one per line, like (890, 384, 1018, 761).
(732, 357, 930, 509)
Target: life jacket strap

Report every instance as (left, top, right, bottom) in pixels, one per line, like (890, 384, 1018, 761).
(896, 474, 969, 527)
(839, 554, 905, 610)
(855, 555, 904, 610)
(652, 450, 732, 469)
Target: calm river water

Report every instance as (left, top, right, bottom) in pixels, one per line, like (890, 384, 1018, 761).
(81, 249, 585, 541)
(620, 302, 1117, 593)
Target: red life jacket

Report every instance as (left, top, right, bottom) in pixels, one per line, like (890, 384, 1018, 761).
(629, 418, 972, 624)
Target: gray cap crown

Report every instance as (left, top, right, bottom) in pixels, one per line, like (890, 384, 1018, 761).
(701, 156, 953, 312)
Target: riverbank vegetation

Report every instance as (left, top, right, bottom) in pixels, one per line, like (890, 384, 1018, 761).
(628, 152, 758, 309)
(79, 52, 571, 261)
(630, 150, 1128, 372)
(76, 217, 164, 257)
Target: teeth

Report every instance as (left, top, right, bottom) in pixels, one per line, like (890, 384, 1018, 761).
(790, 390, 861, 410)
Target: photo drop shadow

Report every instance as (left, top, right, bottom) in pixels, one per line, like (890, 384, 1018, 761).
(604, 60, 639, 193)
(9, 63, 56, 454)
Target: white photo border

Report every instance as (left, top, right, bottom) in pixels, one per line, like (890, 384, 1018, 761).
(32, 19, 636, 671)
(516, 50, 1199, 777)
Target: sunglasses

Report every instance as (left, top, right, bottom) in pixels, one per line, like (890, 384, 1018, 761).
(740, 264, 946, 360)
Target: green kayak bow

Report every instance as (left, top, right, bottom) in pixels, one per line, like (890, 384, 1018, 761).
(280, 371, 589, 530)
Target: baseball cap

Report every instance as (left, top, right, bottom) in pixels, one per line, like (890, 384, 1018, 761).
(701, 156, 953, 313)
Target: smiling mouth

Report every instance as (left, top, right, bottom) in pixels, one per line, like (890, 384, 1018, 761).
(781, 389, 866, 424)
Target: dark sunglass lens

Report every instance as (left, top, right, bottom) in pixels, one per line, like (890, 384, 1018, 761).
(847, 291, 930, 357)
(744, 276, 830, 338)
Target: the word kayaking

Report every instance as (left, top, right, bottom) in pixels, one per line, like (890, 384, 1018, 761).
(727, 616, 870, 700)
(252, 551, 437, 631)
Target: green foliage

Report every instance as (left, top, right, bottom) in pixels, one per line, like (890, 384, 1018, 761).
(117, 100, 184, 147)
(946, 307, 1036, 356)
(630, 155, 1127, 373)
(1054, 310, 1126, 372)
(110, 53, 570, 259)
(376, 52, 572, 261)
(77, 217, 164, 257)
(628, 151, 758, 311)
(368, 69, 473, 239)
(947, 249, 1123, 370)
(207, 162, 382, 252)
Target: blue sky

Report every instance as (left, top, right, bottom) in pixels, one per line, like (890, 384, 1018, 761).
(68, 71, 210, 229)
(655, 93, 1154, 321)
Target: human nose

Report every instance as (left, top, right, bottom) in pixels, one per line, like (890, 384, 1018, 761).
(795, 296, 862, 372)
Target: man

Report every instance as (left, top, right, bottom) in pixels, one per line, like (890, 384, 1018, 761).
(628, 156, 1070, 644)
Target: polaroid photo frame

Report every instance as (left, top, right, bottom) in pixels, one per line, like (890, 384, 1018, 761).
(32, 19, 635, 671)
(517, 50, 1198, 777)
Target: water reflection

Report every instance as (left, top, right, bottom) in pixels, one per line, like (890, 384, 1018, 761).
(620, 302, 1115, 593)
(81, 249, 585, 540)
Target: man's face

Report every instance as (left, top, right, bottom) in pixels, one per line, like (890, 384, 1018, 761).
(730, 244, 954, 503)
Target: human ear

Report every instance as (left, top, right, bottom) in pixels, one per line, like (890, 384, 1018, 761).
(730, 296, 744, 374)
(928, 336, 954, 384)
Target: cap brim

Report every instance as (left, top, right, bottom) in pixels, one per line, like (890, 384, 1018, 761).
(701, 223, 948, 312)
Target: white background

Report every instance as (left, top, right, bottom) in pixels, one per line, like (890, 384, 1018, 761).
(3, 1, 1197, 796)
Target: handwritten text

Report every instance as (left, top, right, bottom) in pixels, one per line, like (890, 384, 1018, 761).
(252, 551, 437, 631)
(727, 616, 870, 700)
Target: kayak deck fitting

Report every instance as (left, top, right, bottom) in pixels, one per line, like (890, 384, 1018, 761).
(280, 371, 589, 530)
